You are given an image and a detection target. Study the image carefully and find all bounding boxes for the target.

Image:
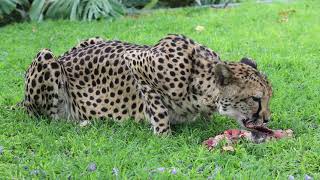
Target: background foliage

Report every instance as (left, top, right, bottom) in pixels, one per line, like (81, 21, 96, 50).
(0, 0, 124, 25)
(0, 0, 240, 25)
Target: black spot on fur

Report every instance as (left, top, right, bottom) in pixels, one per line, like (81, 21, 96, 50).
(51, 62, 59, 69)
(37, 64, 42, 72)
(44, 53, 53, 60)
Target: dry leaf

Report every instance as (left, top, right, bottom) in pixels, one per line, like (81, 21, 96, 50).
(222, 145, 234, 152)
(80, 120, 91, 127)
(32, 27, 37, 33)
(195, 25, 205, 32)
(278, 9, 296, 23)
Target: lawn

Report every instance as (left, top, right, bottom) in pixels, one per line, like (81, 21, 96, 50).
(0, 0, 319, 179)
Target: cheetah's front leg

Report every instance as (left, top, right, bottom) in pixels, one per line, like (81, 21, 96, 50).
(143, 90, 171, 135)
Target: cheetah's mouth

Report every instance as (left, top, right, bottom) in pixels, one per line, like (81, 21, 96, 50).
(242, 119, 273, 134)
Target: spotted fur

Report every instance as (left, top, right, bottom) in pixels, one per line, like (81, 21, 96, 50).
(22, 34, 272, 135)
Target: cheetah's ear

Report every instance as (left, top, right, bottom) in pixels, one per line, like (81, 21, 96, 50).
(215, 63, 234, 86)
(240, 57, 257, 69)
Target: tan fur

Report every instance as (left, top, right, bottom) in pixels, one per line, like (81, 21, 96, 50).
(22, 35, 272, 135)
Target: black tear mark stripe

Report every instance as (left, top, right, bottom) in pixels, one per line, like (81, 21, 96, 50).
(253, 99, 261, 120)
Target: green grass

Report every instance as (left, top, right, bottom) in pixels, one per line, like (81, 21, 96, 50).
(0, 0, 320, 179)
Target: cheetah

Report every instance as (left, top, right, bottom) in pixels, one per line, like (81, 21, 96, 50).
(22, 34, 272, 135)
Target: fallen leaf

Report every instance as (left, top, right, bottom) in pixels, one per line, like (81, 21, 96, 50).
(195, 25, 205, 32)
(222, 145, 234, 152)
(80, 120, 91, 127)
(32, 27, 37, 33)
(278, 9, 296, 23)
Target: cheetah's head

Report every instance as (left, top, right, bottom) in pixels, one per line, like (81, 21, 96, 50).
(214, 58, 272, 129)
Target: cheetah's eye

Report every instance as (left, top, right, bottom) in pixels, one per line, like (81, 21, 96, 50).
(251, 96, 261, 102)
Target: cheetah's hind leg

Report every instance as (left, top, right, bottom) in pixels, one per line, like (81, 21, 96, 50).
(23, 48, 66, 120)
